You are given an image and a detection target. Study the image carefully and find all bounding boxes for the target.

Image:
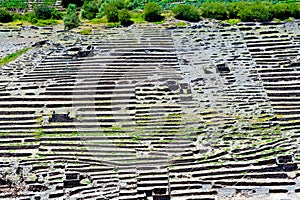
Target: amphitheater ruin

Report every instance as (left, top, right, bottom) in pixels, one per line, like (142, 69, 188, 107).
(0, 20, 300, 199)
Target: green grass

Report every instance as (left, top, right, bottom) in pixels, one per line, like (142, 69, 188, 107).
(223, 19, 240, 25)
(79, 28, 92, 35)
(0, 48, 29, 66)
(130, 12, 145, 23)
(34, 19, 59, 26)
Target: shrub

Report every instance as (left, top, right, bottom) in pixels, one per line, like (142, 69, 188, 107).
(290, 3, 300, 19)
(173, 4, 200, 22)
(63, 4, 81, 30)
(50, 9, 64, 20)
(112, 0, 125, 10)
(34, 5, 52, 20)
(12, 13, 23, 21)
(0, 8, 12, 23)
(131, 12, 144, 23)
(104, 2, 119, 22)
(271, 3, 291, 20)
(118, 9, 132, 26)
(81, 0, 99, 20)
(22, 12, 36, 23)
(227, 2, 249, 19)
(238, 2, 272, 22)
(144, 2, 162, 22)
(201, 2, 228, 20)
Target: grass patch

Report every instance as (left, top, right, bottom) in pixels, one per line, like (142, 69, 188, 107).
(106, 22, 121, 28)
(223, 19, 240, 25)
(131, 12, 145, 23)
(176, 21, 186, 27)
(79, 28, 92, 35)
(89, 17, 107, 24)
(0, 48, 29, 66)
(34, 19, 59, 26)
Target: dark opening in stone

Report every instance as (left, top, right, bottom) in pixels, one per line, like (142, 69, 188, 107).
(49, 111, 75, 122)
(216, 63, 230, 73)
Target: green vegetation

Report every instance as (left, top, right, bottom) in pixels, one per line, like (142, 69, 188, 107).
(0, 0, 300, 27)
(173, 4, 200, 22)
(144, 2, 163, 22)
(81, 0, 99, 20)
(34, 5, 52, 20)
(0, 48, 29, 66)
(79, 28, 92, 35)
(104, 2, 120, 22)
(201, 1, 300, 22)
(0, 8, 13, 23)
(0, 0, 28, 9)
(118, 8, 132, 26)
(201, 2, 228, 20)
(64, 4, 81, 30)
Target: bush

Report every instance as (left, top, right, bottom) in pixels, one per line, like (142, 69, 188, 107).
(201, 2, 228, 20)
(104, 2, 119, 22)
(12, 13, 23, 21)
(238, 2, 272, 22)
(144, 2, 162, 22)
(290, 3, 300, 19)
(63, 4, 80, 30)
(227, 2, 249, 19)
(118, 9, 132, 26)
(272, 3, 291, 20)
(112, 0, 125, 10)
(34, 5, 52, 20)
(173, 4, 200, 22)
(50, 9, 64, 20)
(81, 0, 99, 20)
(0, 8, 12, 23)
(22, 12, 36, 23)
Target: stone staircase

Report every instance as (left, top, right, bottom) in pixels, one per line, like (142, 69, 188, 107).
(0, 22, 299, 199)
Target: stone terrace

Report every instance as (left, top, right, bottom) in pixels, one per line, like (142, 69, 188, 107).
(0, 22, 299, 199)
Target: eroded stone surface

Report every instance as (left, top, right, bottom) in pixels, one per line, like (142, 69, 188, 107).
(0, 22, 299, 199)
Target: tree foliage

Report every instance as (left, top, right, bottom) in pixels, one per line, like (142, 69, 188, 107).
(0, 8, 12, 23)
(118, 8, 132, 26)
(237, 1, 272, 22)
(81, 0, 99, 20)
(34, 5, 52, 20)
(144, 2, 163, 22)
(201, 2, 227, 20)
(104, 2, 119, 22)
(63, 4, 81, 30)
(173, 4, 200, 22)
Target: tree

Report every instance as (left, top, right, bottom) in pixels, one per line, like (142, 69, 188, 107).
(63, 4, 81, 30)
(81, 0, 99, 20)
(201, 2, 228, 20)
(34, 5, 52, 20)
(104, 2, 119, 22)
(238, 2, 272, 22)
(118, 9, 132, 26)
(173, 4, 200, 22)
(144, 2, 163, 22)
(0, 8, 12, 23)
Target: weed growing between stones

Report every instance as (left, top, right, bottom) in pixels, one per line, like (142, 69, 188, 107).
(0, 48, 29, 66)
